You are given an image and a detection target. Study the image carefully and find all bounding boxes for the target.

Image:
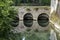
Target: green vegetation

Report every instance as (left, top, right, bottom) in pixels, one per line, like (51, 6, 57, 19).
(41, 0, 50, 6)
(13, 0, 51, 6)
(7, 30, 50, 40)
(0, 0, 18, 40)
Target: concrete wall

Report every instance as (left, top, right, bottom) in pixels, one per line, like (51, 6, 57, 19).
(13, 6, 50, 33)
(18, 6, 50, 20)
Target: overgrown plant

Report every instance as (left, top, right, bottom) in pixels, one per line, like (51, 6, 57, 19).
(0, 0, 18, 40)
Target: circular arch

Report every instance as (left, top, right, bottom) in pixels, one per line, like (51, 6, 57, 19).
(37, 13, 49, 27)
(23, 13, 33, 27)
(10, 15, 19, 27)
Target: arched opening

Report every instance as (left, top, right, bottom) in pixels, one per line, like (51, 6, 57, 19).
(37, 13, 49, 27)
(23, 13, 33, 27)
(10, 15, 19, 27)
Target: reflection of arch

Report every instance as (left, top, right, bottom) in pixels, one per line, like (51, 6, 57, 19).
(37, 13, 49, 27)
(23, 13, 33, 27)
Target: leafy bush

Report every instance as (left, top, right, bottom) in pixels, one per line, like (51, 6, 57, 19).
(0, 0, 19, 40)
(41, 0, 51, 6)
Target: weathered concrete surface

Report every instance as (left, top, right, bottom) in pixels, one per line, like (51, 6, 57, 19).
(18, 6, 50, 21)
(12, 6, 50, 33)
